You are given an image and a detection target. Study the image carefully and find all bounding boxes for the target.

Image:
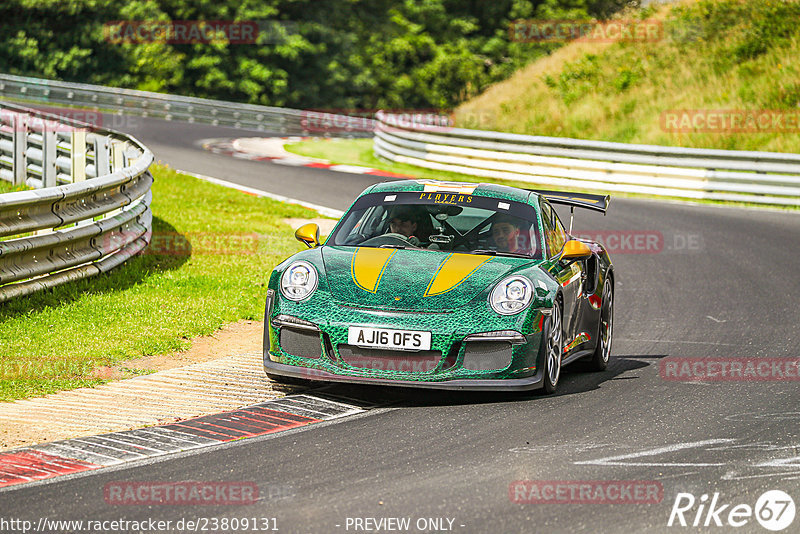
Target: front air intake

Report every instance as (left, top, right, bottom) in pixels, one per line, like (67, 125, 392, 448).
(280, 329, 322, 359)
(461, 341, 513, 371)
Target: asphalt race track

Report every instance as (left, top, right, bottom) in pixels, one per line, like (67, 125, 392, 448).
(117, 114, 379, 209)
(3, 116, 799, 533)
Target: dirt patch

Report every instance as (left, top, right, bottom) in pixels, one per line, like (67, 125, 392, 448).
(92, 319, 264, 379)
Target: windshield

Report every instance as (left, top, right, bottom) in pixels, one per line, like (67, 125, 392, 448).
(328, 191, 543, 259)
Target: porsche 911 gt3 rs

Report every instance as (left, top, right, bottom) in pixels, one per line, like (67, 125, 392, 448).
(263, 180, 613, 393)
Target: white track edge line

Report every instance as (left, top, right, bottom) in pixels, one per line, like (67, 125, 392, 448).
(175, 169, 344, 218)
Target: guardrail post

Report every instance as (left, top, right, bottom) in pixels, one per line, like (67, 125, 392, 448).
(111, 140, 124, 172)
(42, 128, 57, 188)
(71, 129, 86, 182)
(12, 113, 27, 186)
(94, 134, 111, 176)
(104, 139, 126, 218)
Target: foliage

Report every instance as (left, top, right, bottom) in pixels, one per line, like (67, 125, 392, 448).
(0, 0, 627, 110)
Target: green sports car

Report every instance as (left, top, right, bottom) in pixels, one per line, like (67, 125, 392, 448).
(263, 180, 613, 393)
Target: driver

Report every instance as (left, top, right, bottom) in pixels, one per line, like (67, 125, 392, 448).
(490, 214, 530, 254)
(386, 206, 431, 246)
(388, 206, 419, 239)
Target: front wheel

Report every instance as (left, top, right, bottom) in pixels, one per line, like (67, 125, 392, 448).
(541, 300, 563, 394)
(587, 280, 613, 371)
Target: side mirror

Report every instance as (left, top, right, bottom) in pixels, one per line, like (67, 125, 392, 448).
(295, 223, 320, 248)
(560, 240, 592, 262)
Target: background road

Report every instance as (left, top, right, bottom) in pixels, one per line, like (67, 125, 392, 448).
(4, 115, 800, 533)
(123, 115, 378, 209)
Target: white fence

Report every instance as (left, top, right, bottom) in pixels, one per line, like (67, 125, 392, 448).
(374, 111, 800, 207)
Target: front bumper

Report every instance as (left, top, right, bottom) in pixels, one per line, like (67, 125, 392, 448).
(263, 358, 544, 391)
(263, 290, 547, 391)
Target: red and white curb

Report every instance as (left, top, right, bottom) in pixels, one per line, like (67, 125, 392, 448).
(201, 137, 411, 178)
(0, 394, 364, 490)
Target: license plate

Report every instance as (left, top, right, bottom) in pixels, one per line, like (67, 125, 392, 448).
(347, 326, 431, 351)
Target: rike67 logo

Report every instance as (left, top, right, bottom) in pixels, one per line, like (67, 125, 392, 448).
(668, 490, 795, 531)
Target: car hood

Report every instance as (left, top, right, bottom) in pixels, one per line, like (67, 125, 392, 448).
(321, 245, 540, 311)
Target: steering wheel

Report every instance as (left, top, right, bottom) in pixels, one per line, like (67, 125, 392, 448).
(360, 233, 414, 247)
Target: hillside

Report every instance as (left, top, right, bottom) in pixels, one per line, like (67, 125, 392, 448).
(455, 0, 800, 153)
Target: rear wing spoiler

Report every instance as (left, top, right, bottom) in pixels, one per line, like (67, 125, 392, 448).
(528, 189, 610, 214)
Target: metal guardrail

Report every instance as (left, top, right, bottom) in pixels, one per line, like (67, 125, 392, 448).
(0, 101, 153, 303)
(374, 111, 800, 207)
(0, 73, 371, 137)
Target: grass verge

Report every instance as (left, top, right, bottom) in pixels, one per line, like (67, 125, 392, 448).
(284, 138, 492, 183)
(0, 164, 317, 401)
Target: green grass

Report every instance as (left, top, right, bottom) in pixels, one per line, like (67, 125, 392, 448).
(285, 138, 498, 183)
(0, 164, 317, 401)
(0, 180, 29, 194)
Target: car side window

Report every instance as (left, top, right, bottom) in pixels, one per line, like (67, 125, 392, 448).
(541, 201, 566, 258)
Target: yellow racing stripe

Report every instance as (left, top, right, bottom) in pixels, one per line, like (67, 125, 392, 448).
(351, 247, 396, 293)
(424, 253, 491, 297)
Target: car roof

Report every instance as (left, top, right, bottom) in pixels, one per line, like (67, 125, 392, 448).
(364, 179, 535, 205)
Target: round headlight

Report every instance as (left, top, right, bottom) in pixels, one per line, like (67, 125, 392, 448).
(489, 275, 534, 315)
(280, 260, 318, 301)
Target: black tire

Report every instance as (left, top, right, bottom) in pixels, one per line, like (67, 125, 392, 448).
(540, 299, 563, 394)
(587, 279, 613, 371)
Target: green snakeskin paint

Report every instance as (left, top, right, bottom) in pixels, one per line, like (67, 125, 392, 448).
(266, 180, 560, 383)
